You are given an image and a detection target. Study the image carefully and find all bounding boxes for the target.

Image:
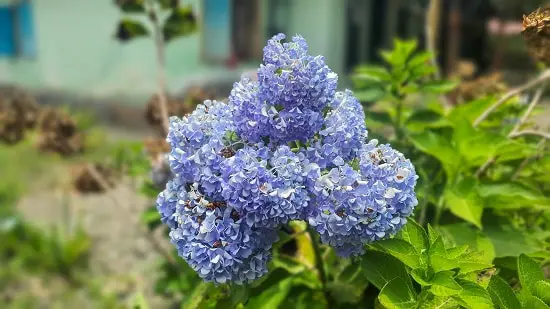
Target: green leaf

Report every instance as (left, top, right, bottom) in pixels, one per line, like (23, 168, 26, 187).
(367, 111, 393, 125)
(477, 182, 550, 210)
(408, 131, 460, 180)
(361, 250, 411, 290)
(407, 51, 433, 69)
(533, 280, 550, 304)
(330, 261, 369, 304)
(427, 224, 440, 245)
(421, 80, 458, 94)
(487, 275, 521, 309)
(444, 177, 483, 228)
(405, 109, 452, 132)
(447, 97, 495, 124)
(327, 281, 366, 305)
(455, 279, 493, 309)
(378, 277, 417, 309)
(354, 88, 386, 102)
(518, 254, 545, 293)
(429, 237, 456, 273)
(373, 239, 423, 269)
(162, 5, 197, 42)
(410, 268, 431, 286)
(114, 0, 145, 13)
(417, 295, 458, 308)
(397, 220, 429, 254)
(523, 295, 550, 309)
(429, 271, 463, 297)
(484, 224, 542, 258)
(115, 19, 149, 42)
(353, 65, 391, 81)
(438, 223, 496, 263)
(157, 0, 178, 9)
(245, 277, 295, 309)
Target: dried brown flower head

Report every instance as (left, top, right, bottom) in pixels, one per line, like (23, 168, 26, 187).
(457, 72, 508, 101)
(522, 6, 550, 66)
(36, 108, 84, 156)
(72, 163, 118, 194)
(0, 87, 41, 144)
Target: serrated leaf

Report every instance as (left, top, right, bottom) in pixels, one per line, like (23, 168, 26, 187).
(429, 237, 457, 273)
(115, 19, 149, 42)
(114, 0, 145, 13)
(373, 238, 423, 269)
(518, 254, 545, 293)
(438, 224, 495, 264)
(162, 5, 197, 42)
(523, 295, 550, 309)
(445, 245, 469, 259)
(361, 250, 411, 290)
(427, 224, 440, 245)
(455, 279, 493, 309)
(397, 220, 429, 254)
(487, 275, 521, 309)
(533, 280, 550, 304)
(444, 177, 483, 228)
(378, 277, 417, 309)
(429, 271, 463, 297)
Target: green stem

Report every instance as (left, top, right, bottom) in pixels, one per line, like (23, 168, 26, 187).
(433, 195, 445, 226)
(308, 227, 332, 308)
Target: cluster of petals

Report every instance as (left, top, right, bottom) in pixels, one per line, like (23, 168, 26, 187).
(156, 34, 418, 284)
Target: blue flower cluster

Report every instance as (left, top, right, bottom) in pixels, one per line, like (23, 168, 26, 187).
(156, 34, 418, 284)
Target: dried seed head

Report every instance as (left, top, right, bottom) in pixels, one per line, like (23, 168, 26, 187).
(220, 147, 236, 158)
(522, 6, 550, 66)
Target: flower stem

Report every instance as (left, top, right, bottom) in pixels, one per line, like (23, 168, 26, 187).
(308, 227, 332, 308)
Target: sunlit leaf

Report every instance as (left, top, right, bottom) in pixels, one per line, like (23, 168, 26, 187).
(518, 254, 545, 293)
(455, 279, 493, 309)
(361, 251, 411, 290)
(487, 275, 521, 309)
(444, 176, 484, 228)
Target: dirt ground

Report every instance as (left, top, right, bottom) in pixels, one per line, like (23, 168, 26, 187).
(15, 128, 172, 308)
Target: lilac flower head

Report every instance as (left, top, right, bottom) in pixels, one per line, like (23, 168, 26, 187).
(307, 139, 419, 257)
(156, 33, 418, 284)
